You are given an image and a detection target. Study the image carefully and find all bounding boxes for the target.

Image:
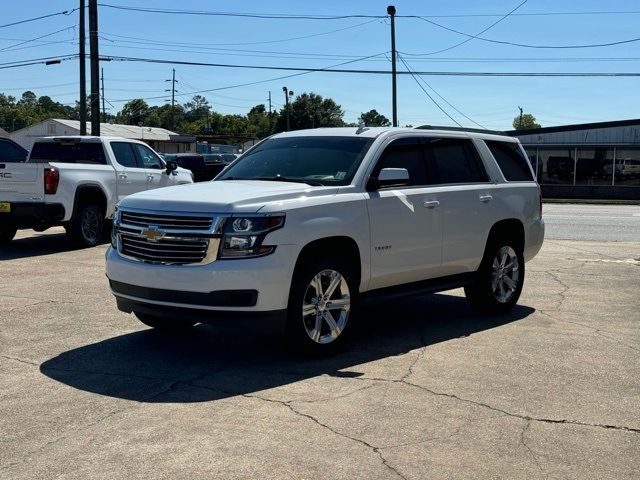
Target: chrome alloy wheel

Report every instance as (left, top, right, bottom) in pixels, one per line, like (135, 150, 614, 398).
(491, 246, 520, 303)
(81, 208, 100, 242)
(302, 269, 351, 344)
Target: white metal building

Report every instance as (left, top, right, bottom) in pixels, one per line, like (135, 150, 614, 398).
(9, 119, 196, 153)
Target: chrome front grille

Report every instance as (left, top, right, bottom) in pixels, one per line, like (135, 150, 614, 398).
(120, 211, 214, 231)
(115, 209, 221, 265)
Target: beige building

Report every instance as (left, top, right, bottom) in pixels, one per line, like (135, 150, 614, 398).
(8, 119, 196, 153)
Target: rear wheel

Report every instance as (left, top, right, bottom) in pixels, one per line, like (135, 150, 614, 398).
(465, 238, 525, 314)
(0, 225, 17, 245)
(286, 255, 358, 356)
(67, 203, 104, 247)
(134, 312, 196, 331)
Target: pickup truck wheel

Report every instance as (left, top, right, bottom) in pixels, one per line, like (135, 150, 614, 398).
(134, 312, 196, 331)
(0, 225, 17, 245)
(286, 257, 358, 356)
(68, 203, 104, 247)
(465, 239, 525, 314)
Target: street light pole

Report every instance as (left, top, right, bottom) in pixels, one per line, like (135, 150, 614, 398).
(283, 86, 294, 131)
(387, 5, 398, 127)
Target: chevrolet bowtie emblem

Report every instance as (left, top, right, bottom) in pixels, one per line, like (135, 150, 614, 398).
(141, 225, 165, 242)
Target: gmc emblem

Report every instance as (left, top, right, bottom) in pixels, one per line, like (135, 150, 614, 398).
(0, 173, 11, 178)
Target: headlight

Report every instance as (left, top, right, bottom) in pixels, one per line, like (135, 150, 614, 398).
(219, 214, 285, 259)
(111, 206, 120, 249)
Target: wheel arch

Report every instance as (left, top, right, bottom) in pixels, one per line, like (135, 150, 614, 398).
(484, 218, 525, 257)
(70, 184, 108, 222)
(293, 236, 362, 290)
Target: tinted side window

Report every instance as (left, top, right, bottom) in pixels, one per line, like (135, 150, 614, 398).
(0, 140, 27, 162)
(132, 144, 163, 169)
(424, 139, 488, 184)
(372, 138, 428, 186)
(29, 142, 106, 164)
(111, 142, 139, 168)
(486, 140, 534, 181)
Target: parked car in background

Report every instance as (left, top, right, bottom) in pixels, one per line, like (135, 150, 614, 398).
(619, 159, 640, 177)
(0, 136, 193, 246)
(0, 137, 28, 162)
(202, 153, 237, 177)
(162, 153, 217, 182)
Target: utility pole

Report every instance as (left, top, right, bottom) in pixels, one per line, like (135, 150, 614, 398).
(283, 86, 293, 131)
(518, 106, 524, 129)
(79, 0, 86, 135)
(388, 5, 398, 127)
(88, 0, 100, 135)
(165, 69, 177, 130)
(268, 91, 272, 133)
(101, 67, 105, 122)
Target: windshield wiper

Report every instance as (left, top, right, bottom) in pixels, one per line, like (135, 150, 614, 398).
(250, 175, 324, 186)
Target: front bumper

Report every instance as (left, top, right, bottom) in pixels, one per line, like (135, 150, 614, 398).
(0, 202, 65, 228)
(106, 243, 300, 313)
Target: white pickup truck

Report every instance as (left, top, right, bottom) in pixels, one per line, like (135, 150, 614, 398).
(0, 136, 193, 246)
(107, 127, 544, 355)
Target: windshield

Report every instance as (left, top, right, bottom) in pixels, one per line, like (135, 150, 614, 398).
(216, 136, 374, 186)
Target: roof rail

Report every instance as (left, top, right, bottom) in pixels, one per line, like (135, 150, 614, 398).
(415, 125, 506, 135)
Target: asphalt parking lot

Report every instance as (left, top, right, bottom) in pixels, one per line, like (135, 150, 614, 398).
(1, 221, 639, 479)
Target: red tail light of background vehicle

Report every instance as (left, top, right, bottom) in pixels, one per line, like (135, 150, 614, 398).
(44, 168, 59, 195)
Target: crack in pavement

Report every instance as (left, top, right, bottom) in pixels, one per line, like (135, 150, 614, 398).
(545, 271, 570, 311)
(520, 419, 548, 479)
(0, 355, 40, 367)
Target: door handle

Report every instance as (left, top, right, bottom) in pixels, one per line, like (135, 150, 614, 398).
(146, 175, 154, 180)
(118, 173, 127, 179)
(479, 194, 493, 203)
(423, 200, 440, 209)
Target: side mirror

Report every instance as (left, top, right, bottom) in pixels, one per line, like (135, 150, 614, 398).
(165, 160, 178, 175)
(367, 167, 410, 191)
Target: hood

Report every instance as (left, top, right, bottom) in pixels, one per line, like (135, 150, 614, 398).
(119, 180, 338, 214)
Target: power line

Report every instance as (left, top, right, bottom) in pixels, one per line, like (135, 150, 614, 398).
(0, 9, 78, 30)
(101, 19, 380, 48)
(422, 0, 528, 55)
(0, 54, 78, 70)
(102, 55, 640, 77)
(0, 26, 75, 52)
(397, 54, 485, 128)
(98, 4, 384, 20)
(396, 55, 461, 127)
(416, 16, 640, 49)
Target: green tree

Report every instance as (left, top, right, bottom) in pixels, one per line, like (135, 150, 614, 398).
(513, 112, 541, 130)
(275, 92, 344, 132)
(116, 99, 149, 125)
(359, 109, 391, 127)
(184, 95, 210, 123)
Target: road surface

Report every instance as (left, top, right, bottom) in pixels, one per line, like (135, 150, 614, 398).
(543, 203, 640, 242)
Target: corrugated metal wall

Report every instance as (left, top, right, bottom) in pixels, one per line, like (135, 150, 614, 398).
(517, 125, 640, 145)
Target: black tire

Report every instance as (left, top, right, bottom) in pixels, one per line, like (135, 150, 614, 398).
(465, 237, 525, 314)
(67, 203, 104, 247)
(286, 254, 359, 356)
(0, 225, 17, 245)
(134, 312, 196, 331)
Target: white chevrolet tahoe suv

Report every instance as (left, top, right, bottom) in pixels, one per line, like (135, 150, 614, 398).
(106, 127, 544, 354)
(0, 136, 192, 247)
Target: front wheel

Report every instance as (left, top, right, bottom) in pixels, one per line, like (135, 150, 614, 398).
(0, 225, 17, 245)
(465, 239, 525, 314)
(286, 256, 358, 356)
(134, 312, 196, 332)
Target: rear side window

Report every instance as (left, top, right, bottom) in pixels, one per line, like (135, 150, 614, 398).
(486, 140, 534, 181)
(30, 142, 106, 164)
(111, 142, 139, 168)
(424, 139, 488, 184)
(372, 137, 428, 186)
(0, 139, 28, 162)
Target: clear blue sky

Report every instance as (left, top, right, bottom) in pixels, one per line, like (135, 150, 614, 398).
(2, 0, 639, 130)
